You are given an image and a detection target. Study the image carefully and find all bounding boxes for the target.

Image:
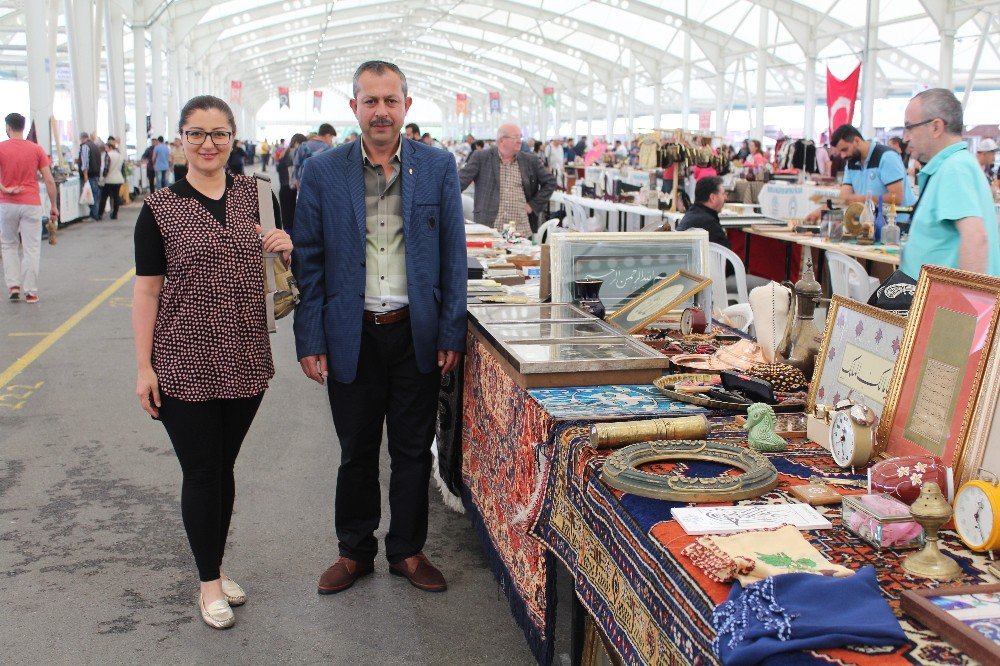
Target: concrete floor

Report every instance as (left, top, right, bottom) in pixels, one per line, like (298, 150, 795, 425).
(0, 191, 567, 664)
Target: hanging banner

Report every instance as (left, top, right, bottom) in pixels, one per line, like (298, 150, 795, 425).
(826, 64, 861, 139)
(313, 90, 323, 113)
(456, 93, 468, 116)
(230, 80, 242, 104)
(489, 91, 501, 115)
(278, 87, 290, 109)
(698, 111, 711, 130)
(543, 87, 555, 108)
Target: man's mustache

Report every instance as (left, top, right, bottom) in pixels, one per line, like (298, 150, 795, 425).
(370, 118, 393, 127)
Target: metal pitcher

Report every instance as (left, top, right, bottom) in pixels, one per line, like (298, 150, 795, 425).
(778, 255, 823, 378)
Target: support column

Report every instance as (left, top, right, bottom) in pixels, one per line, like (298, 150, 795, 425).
(540, 94, 548, 141)
(64, 0, 98, 140)
(715, 66, 727, 136)
(133, 25, 147, 150)
(586, 81, 594, 137)
(150, 26, 164, 138)
(569, 88, 577, 138)
(168, 44, 181, 140)
(653, 72, 662, 129)
(105, 3, 125, 144)
(681, 34, 692, 130)
(627, 66, 636, 141)
(860, 0, 879, 137)
(552, 91, 560, 138)
(939, 8, 955, 90)
(804, 52, 817, 141)
(605, 79, 614, 141)
(755, 9, 768, 137)
(26, 0, 53, 155)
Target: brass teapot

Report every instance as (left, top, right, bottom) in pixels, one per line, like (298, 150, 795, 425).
(778, 256, 824, 378)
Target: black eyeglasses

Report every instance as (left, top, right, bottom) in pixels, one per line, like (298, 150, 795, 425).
(903, 118, 936, 132)
(183, 130, 233, 146)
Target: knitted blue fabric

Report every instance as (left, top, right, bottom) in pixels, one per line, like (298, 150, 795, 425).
(713, 566, 907, 665)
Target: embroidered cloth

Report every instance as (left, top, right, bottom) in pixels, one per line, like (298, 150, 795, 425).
(713, 567, 907, 666)
(683, 524, 854, 585)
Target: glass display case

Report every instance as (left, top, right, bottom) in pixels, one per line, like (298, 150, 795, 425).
(468, 303, 671, 388)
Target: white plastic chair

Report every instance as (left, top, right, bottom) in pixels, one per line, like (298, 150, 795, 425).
(568, 201, 604, 232)
(708, 243, 749, 308)
(534, 218, 562, 244)
(826, 251, 880, 303)
(461, 194, 475, 222)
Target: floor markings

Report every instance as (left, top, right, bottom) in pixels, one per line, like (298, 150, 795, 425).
(8, 332, 52, 337)
(0, 267, 135, 391)
(0, 381, 45, 410)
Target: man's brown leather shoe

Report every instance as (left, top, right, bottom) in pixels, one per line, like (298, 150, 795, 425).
(317, 557, 374, 594)
(389, 552, 447, 592)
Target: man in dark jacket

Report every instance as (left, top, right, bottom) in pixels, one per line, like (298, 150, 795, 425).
(78, 132, 101, 219)
(677, 175, 729, 248)
(458, 123, 556, 235)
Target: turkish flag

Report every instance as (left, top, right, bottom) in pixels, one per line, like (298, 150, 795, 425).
(826, 64, 861, 138)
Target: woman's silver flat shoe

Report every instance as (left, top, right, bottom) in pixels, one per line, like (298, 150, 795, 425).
(199, 593, 235, 629)
(221, 577, 246, 606)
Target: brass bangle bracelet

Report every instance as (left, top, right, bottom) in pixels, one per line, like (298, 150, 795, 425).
(601, 440, 779, 502)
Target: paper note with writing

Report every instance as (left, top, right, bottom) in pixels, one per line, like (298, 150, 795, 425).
(904, 308, 975, 457)
(838, 343, 896, 403)
(671, 503, 832, 535)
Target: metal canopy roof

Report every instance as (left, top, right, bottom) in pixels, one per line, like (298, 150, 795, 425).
(6, 1, 1000, 120)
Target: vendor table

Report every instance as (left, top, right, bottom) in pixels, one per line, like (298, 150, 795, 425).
(551, 192, 667, 232)
(743, 227, 900, 283)
(460, 332, 994, 665)
(42, 177, 90, 223)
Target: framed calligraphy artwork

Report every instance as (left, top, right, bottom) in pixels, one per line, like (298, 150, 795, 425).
(877, 266, 1000, 486)
(806, 296, 906, 420)
(548, 231, 711, 312)
(606, 270, 711, 334)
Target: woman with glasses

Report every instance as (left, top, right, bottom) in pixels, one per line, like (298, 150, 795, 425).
(131, 95, 292, 630)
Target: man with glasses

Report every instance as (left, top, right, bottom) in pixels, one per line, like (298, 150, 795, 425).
(806, 123, 915, 222)
(900, 88, 1000, 278)
(458, 122, 556, 235)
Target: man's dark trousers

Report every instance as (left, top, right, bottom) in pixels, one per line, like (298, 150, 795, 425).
(327, 317, 440, 565)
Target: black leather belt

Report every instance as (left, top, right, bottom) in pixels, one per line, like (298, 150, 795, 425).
(363, 306, 409, 325)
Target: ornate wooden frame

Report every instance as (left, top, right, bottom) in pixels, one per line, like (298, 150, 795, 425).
(601, 439, 779, 502)
(806, 295, 907, 416)
(876, 266, 1000, 487)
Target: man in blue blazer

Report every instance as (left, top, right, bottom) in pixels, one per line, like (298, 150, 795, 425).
(293, 61, 467, 594)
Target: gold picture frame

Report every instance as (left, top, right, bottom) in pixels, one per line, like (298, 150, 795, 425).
(876, 266, 1000, 487)
(805, 295, 907, 419)
(605, 270, 711, 334)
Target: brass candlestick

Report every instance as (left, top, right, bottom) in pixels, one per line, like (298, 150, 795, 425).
(902, 482, 963, 581)
(589, 415, 709, 450)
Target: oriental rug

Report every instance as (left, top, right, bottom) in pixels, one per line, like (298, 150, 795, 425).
(532, 422, 995, 665)
(460, 334, 710, 664)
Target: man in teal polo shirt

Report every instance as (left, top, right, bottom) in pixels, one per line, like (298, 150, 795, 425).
(901, 88, 1000, 279)
(804, 123, 915, 221)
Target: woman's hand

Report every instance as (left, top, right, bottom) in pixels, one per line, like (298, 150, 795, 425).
(256, 225, 293, 265)
(136, 366, 161, 418)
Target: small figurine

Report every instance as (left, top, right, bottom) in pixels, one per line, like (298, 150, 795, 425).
(744, 403, 788, 452)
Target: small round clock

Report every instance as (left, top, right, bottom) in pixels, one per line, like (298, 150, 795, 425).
(954, 476, 1000, 552)
(829, 404, 877, 469)
(680, 307, 707, 335)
